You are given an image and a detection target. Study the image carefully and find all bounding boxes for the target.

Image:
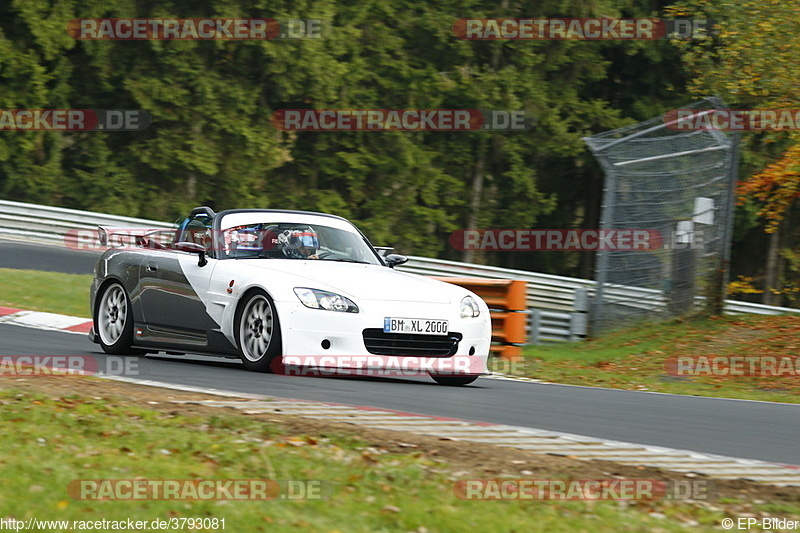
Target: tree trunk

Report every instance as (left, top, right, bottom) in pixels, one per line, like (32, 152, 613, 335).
(762, 227, 781, 305)
(462, 144, 485, 264)
(187, 174, 197, 203)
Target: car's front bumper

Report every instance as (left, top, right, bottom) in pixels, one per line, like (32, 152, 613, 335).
(275, 299, 491, 373)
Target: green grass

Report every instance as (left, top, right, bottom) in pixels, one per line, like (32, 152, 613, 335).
(0, 388, 785, 532)
(491, 314, 800, 404)
(0, 268, 92, 317)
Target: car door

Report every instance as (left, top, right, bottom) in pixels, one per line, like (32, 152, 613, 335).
(137, 248, 217, 346)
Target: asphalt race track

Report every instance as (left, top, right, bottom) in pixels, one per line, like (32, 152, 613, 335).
(1, 238, 798, 466)
(0, 238, 100, 275)
(1, 323, 798, 465)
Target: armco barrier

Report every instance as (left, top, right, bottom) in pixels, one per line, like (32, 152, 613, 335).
(0, 199, 172, 245)
(1, 200, 797, 344)
(431, 277, 527, 360)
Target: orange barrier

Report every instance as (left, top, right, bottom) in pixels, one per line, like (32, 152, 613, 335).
(430, 277, 527, 360)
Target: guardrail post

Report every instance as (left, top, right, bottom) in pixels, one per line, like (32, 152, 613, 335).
(530, 309, 541, 345)
(574, 288, 588, 312)
(569, 312, 587, 342)
(570, 288, 588, 342)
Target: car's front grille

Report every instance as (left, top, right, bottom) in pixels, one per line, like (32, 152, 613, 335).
(362, 329, 462, 356)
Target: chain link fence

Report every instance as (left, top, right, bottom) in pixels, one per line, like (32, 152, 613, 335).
(583, 97, 739, 335)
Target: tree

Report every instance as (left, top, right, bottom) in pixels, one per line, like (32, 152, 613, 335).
(0, 0, 713, 284)
(666, 0, 800, 306)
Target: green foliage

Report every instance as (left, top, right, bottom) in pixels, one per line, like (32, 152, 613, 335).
(0, 0, 693, 274)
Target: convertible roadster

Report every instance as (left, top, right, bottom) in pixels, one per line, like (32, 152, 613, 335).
(89, 207, 491, 385)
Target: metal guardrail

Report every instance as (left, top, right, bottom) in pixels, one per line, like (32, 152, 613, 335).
(1, 199, 797, 343)
(395, 257, 596, 343)
(0, 199, 173, 244)
(397, 256, 595, 312)
(530, 309, 586, 344)
(723, 300, 800, 316)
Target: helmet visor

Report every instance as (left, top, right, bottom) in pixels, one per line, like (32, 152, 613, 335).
(292, 231, 319, 249)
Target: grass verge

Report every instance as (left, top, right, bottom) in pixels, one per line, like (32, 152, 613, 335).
(1, 376, 797, 532)
(0, 268, 91, 317)
(491, 314, 800, 404)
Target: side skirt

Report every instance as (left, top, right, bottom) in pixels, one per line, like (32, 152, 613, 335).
(132, 324, 238, 357)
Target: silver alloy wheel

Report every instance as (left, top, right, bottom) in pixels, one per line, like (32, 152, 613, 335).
(239, 294, 275, 362)
(98, 284, 128, 346)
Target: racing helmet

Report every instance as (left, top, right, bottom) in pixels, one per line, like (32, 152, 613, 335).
(279, 226, 319, 258)
(184, 218, 212, 249)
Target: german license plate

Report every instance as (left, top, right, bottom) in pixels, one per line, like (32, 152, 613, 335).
(383, 317, 448, 335)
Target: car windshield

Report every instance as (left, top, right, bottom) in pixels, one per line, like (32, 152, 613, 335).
(220, 221, 382, 265)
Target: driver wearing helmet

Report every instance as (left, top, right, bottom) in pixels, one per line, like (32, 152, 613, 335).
(278, 227, 320, 259)
(184, 218, 212, 251)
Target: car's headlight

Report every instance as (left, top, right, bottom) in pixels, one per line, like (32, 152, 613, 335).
(460, 295, 481, 318)
(294, 288, 359, 313)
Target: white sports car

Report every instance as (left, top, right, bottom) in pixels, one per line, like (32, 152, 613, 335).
(89, 207, 491, 385)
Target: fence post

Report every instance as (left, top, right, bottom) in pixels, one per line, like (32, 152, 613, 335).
(589, 163, 618, 337)
(712, 133, 740, 314)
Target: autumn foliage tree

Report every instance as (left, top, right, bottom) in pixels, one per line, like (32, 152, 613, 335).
(739, 141, 800, 233)
(667, 0, 800, 305)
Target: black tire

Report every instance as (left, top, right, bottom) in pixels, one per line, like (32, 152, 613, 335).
(95, 282, 135, 355)
(429, 374, 480, 386)
(235, 290, 282, 372)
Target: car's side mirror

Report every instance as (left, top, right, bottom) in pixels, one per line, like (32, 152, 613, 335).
(175, 241, 208, 267)
(384, 254, 408, 268)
